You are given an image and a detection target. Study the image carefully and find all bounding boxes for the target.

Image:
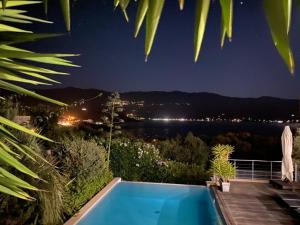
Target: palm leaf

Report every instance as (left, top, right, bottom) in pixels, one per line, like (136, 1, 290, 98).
(1, 0, 8, 9)
(0, 0, 77, 201)
(0, 32, 63, 45)
(145, 0, 165, 61)
(0, 1, 41, 8)
(43, 0, 48, 15)
(0, 80, 67, 105)
(60, 0, 71, 31)
(134, 0, 149, 37)
(0, 116, 53, 141)
(283, 0, 292, 34)
(0, 183, 34, 200)
(0, 167, 38, 190)
(219, 0, 233, 48)
(119, 0, 130, 22)
(194, 0, 211, 62)
(0, 145, 40, 179)
(264, 0, 294, 74)
(114, 0, 120, 8)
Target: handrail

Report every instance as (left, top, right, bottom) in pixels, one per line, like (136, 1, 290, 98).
(229, 159, 299, 182)
(230, 159, 282, 163)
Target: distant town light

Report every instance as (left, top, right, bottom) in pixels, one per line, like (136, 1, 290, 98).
(58, 115, 79, 127)
(82, 107, 87, 111)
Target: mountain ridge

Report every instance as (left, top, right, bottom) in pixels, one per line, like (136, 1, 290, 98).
(14, 87, 300, 121)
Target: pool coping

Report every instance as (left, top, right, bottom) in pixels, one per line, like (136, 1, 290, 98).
(211, 186, 236, 225)
(64, 177, 122, 225)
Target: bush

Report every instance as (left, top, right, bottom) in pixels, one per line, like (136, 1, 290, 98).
(164, 161, 209, 184)
(109, 137, 209, 184)
(57, 136, 113, 217)
(293, 128, 300, 165)
(158, 132, 209, 169)
(110, 138, 165, 182)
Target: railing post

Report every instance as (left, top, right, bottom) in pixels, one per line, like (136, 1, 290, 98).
(270, 161, 273, 180)
(252, 161, 254, 180)
(295, 163, 298, 182)
(234, 160, 236, 179)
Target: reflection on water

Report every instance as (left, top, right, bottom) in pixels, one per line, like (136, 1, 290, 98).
(122, 121, 297, 140)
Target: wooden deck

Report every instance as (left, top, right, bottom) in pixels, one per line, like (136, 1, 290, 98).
(216, 181, 300, 225)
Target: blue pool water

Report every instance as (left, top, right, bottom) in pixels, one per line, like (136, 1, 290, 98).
(78, 182, 224, 225)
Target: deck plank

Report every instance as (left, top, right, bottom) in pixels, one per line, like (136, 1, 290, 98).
(217, 182, 300, 225)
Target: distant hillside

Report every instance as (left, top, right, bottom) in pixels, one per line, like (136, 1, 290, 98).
(6, 87, 299, 120)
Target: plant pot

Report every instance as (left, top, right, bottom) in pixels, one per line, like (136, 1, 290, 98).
(221, 182, 230, 192)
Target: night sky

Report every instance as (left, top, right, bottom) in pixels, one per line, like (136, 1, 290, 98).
(25, 0, 300, 99)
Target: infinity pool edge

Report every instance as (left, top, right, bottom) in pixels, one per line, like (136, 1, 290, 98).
(64, 178, 228, 225)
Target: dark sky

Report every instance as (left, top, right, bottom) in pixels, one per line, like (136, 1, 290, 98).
(25, 0, 300, 99)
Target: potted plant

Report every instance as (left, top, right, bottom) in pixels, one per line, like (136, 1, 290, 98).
(210, 144, 235, 192)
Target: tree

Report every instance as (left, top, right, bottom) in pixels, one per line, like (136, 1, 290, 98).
(102, 92, 124, 166)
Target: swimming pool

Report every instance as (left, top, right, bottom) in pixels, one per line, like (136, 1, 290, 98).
(71, 180, 224, 225)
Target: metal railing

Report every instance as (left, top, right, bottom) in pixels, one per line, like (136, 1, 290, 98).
(229, 159, 299, 181)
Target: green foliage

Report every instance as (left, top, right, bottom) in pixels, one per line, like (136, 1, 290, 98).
(0, 97, 19, 120)
(158, 132, 209, 168)
(110, 137, 165, 182)
(58, 136, 113, 216)
(220, 0, 233, 47)
(109, 135, 209, 184)
(293, 128, 300, 165)
(210, 144, 235, 182)
(164, 161, 209, 184)
(264, 0, 294, 74)
(211, 144, 234, 160)
(0, 135, 66, 225)
(194, 0, 211, 62)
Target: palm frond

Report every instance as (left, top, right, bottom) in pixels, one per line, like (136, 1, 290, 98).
(264, 0, 294, 74)
(0, 0, 77, 200)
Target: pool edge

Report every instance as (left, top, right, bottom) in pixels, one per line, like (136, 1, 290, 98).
(64, 177, 122, 225)
(210, 186, 236, 225)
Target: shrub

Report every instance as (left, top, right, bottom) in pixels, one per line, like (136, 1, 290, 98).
(158, 132, 209, 168)
(110, 138, 166, 182)
(57, 136, 113, 217)
(293, 128, 300, 164)
(210, 144, 235, 182)
(164, 161, 209, 184)
(109, 137, 209, 184)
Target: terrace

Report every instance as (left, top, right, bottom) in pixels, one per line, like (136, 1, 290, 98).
(216, 181, 300, 225)
(210, 158, 300, 225)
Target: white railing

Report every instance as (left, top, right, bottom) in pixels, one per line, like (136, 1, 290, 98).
(229, 159, 299, 181)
